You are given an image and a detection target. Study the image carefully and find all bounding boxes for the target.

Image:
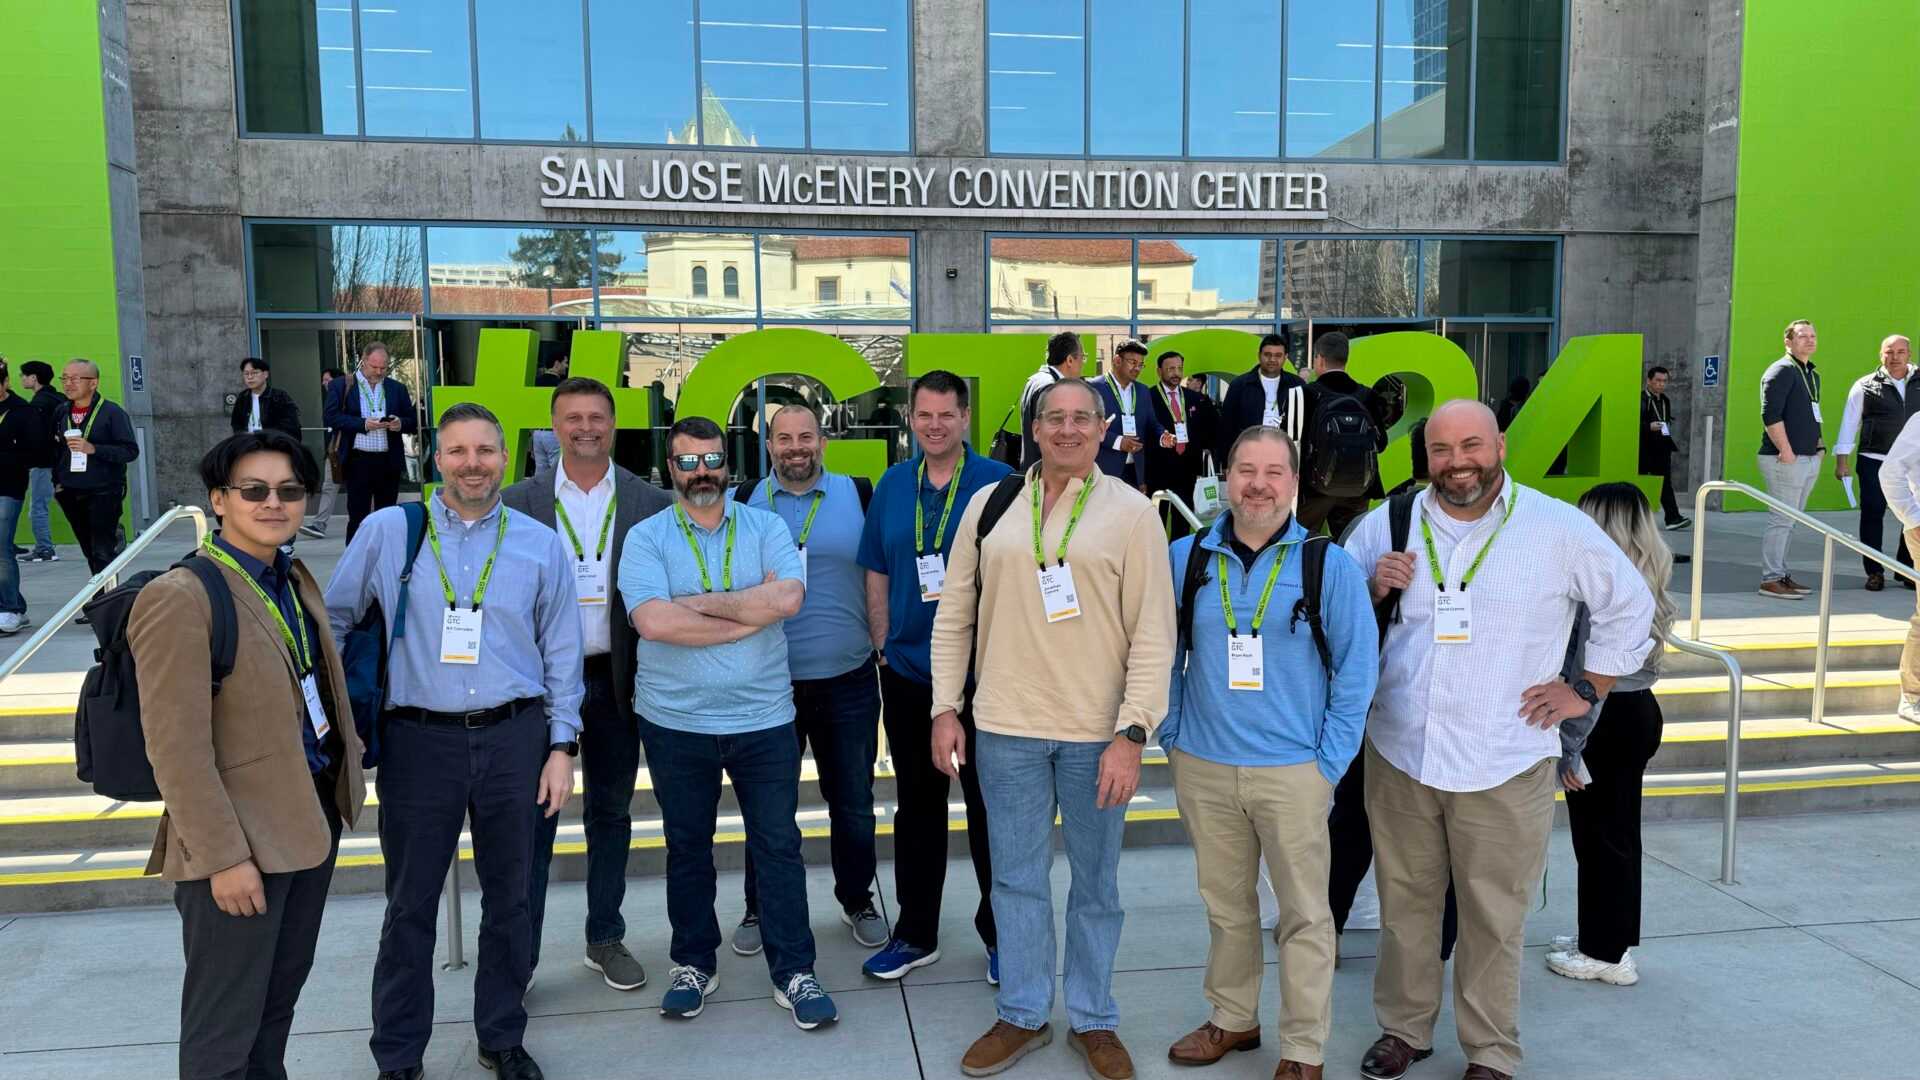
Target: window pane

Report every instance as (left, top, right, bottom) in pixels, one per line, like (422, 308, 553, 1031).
(251, 224, 424, 313)
(1187, 0, 1279, 158)
(990, 325, 1133, 378)
(590, 0, 696, 143)
(426, 226, 603, 316)
(1136, 239, 1274, 321)
(1286, 1, 1376, 158)
(989, 238, 1131, 321)
(1280, 239, 1418, 317)
(989, 0, 1085, 155)
(237, 1, 359, 135)
(1380, 0, 1469, 158)
(807, 0, 911, 151)
(760, 234, 913, 320)
(699, 0, 805, 148)
(598, 231, 758, 318)
(1421, 239, 1555, 316)
(1474, 0, 1563, 161)
(1089, 0, 1182, 155)
(475, 0, 584, 140)
(359, 0, 473, 138)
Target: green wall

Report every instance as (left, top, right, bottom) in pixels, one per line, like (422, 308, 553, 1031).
(1725, 5, 1920, 509)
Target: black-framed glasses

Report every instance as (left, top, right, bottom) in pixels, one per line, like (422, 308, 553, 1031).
(222, 483, 308, 504)
(670, 452, 727, 472)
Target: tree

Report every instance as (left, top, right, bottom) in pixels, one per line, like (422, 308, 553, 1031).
(508, 228, 623, 289)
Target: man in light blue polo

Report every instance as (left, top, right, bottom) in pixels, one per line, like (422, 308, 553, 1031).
(729, 405, 887, 957)
(616, 415, 839, 1031)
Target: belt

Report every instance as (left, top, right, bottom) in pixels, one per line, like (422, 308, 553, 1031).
(584, 652, 614, 674)
(390, 696, 541, 729)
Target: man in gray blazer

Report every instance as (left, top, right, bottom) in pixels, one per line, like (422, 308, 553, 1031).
(507, 376, 673, 993)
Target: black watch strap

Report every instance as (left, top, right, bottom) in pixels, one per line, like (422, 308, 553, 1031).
(550, 740, 580, 757)
(1120, 724, 1147, 744)
(1570, 679, 1600, 706)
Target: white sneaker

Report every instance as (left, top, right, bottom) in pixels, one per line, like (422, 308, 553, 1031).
(1546, 947, 1639, 985)
(1899, 698, 1920, 724)
(0, 612, 28, 635)
(1548, 933, 1577, 957)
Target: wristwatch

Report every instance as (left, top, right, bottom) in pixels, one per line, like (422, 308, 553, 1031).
(1569, 678, 1601, 706)
(1119, 724, 1147, 745)
(549, 741, 580, 757)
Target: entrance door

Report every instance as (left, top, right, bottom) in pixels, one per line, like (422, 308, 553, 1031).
(1446, 321, 1555, 421)
(256, 317, 428, 489)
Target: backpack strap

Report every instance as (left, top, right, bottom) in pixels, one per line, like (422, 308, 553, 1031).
(971, 473, 1028, 622)
(1375, 487, 1421, 644)
(391, 501, 429, 645)
(733, 479, 759, 505)
(1176, 533, 1212, 654)
(1289, 535, 1334, 675)
(854, 476, 873, 513)
(180, 556, 239, 696)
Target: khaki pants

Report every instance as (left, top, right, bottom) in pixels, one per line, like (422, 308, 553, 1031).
(1903, 527, 1920, 701)
(1169, 748, 1336, 1064)
(1364, 740, 1555, 1078)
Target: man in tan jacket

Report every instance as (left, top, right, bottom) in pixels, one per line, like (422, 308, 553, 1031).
(130, 429, 365, 1080)
(930, 378, 1176, 1080)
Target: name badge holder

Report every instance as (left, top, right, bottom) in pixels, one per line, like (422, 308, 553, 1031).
(1217, 546, 1287, 691)
(554, 484, 618, 609)
(1109, 375, 1137, 441)
(425, 507, 512, 666)
(915, 553, 945, 601)
(1174, 421, 1189, 445)
(1656, 421, 1670, 437)
(1262, 406, 1282, 429)
(300, 674, 331, 740)
(1038, 564, 1081, 623)
(1120, 414, 1138, 439)
(1031, 472, 1096, 624)
(572, 559, 608, 605)
(1419, 491, 1518, 646)
(915, 455, 966, 603)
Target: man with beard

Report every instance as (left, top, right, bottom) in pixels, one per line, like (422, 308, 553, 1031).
(1146, 350, 1220, 539)
(616, 417, 839, 1031)
(726, 405, 888, 956)
(326, 403, 583, 1080)
(1343, 401, 1654, 1080)
(505, 377, 672, 994)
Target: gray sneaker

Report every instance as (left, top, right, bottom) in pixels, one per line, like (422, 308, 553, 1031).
(584, 941, 648, 991)
(732, 912, 763, 956)
(842, 902, 889, 948)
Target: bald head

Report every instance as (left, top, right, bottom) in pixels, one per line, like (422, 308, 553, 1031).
(1882, 335, 1912, 378)
(1426, 399, 1499, 444)
(1425, 399, 1506, 513)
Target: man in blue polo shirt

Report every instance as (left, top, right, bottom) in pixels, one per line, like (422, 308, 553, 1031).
(617, 416, 838, 1032)
(856, 370, 1013, 981)
(728, 405, 887, 957)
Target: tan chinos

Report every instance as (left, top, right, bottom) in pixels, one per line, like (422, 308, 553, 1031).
(1169, 748, 1337, 1065)
(1364, 739, 1556, 1078)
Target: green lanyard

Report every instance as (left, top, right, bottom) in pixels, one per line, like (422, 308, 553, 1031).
(358, 375, 385, 415)
(915, 455, 966, 555)
(199, 536, 313, 674)
(766, 481, 825, 548)
(1217, 544, 1289, 638)
(1030, 472, 1097, 569)
(675, 503, 737, 592)
(1418, 488, 1518, 592)
(553, 479, 618, 562)
(1160, 384, 1186, 424)
(1106, 374, 1135, 415)
(424, 505, 511, 610)
(67, 400, 101, 439)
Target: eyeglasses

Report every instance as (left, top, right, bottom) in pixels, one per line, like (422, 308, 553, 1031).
(1039, 409, 1102, 430)
(669, 452, 727, 472)
(222, 483, 309, 504)
(60, 375, 97, 384)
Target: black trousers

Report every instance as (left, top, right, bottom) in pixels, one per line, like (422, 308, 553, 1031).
(1564, 687, 1665, 964)
(54, 485, 123, 575)
(1297, 489, 1370, 542)
(879, 664, 996, 951)
(176, 781, 340, 1080)
(1655, 458, 1684, 525)
(344, 449, 403, 543)
(530, 657, 638, 967)
(1328, 750, 1458, 958)
(1856, 456, 1915, 577)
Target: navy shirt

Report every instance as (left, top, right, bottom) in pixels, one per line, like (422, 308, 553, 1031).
(210, 535, 330, 774)
(857, 447, 1013, 686)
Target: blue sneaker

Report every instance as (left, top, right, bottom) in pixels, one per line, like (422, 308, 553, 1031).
(987, 947, 1000, 986)
(658, 965, 718, 1019)
(774, 972, 838, 1030)
(863, 938, 941, 980)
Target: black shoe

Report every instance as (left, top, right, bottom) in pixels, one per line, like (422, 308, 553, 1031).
(479, 1045, 545, 1080)
(376, 1069, 423, 1080)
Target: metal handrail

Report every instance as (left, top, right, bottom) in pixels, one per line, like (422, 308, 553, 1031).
(1150, 490, 1206, 532)
(0, 506, 210, 685)
(1663, 629, 1746, 884)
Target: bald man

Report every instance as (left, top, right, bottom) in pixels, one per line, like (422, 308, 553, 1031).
(1343, 401, 1655, 1080)
(1835, 335, 1918, 589)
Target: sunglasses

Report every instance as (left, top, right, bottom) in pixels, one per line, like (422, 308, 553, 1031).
(222, 483, 309, 504)
(670, 452, 727, 472)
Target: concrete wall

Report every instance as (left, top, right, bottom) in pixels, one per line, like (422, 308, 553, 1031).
(1688, 0, 1743, 498)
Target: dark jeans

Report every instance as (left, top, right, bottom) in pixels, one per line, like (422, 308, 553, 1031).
(879, 664, 996, 951)
(1328, 749, 1458, 959)
(344, 449, 403, 543)
(531, 656, 638, 967)
(54, 485, 123, 575)
(1564, 687, 1665, 964)
(638, 713, 816, 982)
(1297, 489, 1369, 542)
(1857, 456, 1915, 577)
(370, 704, 545, 1070)
(176, 779, 340, 1080)
(744, 659, 881, 917)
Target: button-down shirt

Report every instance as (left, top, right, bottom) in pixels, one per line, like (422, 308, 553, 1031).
(1834, 369, 1912, 459)
(1877, 414, 1920, 529)
(555, 463, 616, 657)
(323, 495, 584, 742)
(1343, 474, 1656, 792)
(213, 534, 331, 773)
(617, 499, 805, 734)
(754, 470, 871, 681)
(352, 376, 390, 453)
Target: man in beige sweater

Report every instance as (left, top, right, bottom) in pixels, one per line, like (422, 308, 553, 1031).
(930, 378, 1177, 1080)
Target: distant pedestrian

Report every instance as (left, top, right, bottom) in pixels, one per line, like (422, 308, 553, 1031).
(0, 360, 48, 634)
(323, 342, 416, 542)
(230, 357, 302, 438)
(1834, 335, 1917, 590)
(1756, 319, 1824, 600)
(1494, 377, 1530, 432)
(301, 367, 344, 540)
(1640, 366, 1690, 530)
(1217, 334, 1307, 461)
(1297, 332, 1390, 540)
(52, 359, 139, 582)
(1014, 332, 1086, 469)
(19, 360, 61, 562)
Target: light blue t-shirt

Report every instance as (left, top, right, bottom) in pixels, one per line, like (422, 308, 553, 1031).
(747, 471, 872, 681)
(617, 499, 805, 734)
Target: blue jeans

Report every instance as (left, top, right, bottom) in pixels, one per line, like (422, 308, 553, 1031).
(743, 659, 881, 916)
(637, 713, 816, 983)
(530, 658, 638, 965)
(0, 497, 24, 614)
(26, 469, 52, 554)
(977, 729, 1127, 1033)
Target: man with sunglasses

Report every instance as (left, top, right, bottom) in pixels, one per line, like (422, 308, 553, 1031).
(616, 417, 838, 1031)
(52, 358, 139, 586)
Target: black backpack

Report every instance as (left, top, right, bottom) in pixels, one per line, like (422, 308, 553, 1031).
(733, 476, 873, 512)
(1176, 533, 1334, 674)
(1304, 387, 1382, 499)
(340, 501, 429, 769)
(73, 555, 238, 801)
(1373, 487, 1422, 645)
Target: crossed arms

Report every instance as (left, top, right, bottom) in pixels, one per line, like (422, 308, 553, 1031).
(631, 573, 805, 646)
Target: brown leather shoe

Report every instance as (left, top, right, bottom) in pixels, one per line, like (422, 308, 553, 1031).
(1069, 1029, 1136, 1080)
(1360, 1034, 1433, 1080)
(961, 1020, 1052, 1076)
(1461, 1065, 1513, 1080)
(1275, 1061, 1326, 1080)
(1167, 1021, 1261, 1066)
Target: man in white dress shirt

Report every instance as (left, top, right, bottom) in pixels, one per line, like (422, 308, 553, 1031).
(1343, 401, 1655, 1080)
(1871, 408, 1920, 722)
(1834, 335, 1918, 590)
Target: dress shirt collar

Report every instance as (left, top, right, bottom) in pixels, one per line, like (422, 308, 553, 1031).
(676, 497, 735, 536)
(432, 491, 503, 532)
(554, 459, 615, 498)
(211, 533, 289, 595)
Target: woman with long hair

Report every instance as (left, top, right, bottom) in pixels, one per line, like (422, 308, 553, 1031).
(1548, 481, 1675, 986)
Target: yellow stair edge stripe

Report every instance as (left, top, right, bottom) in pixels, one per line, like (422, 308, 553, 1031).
(1663, 720, 1920, 744)
(1658, 674, 1901, 695)
(1667, 637, 1905, 653)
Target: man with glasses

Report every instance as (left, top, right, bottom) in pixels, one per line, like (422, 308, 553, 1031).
(326, 403, 583, 1080)
(0, 360, 47, 634)
(324, 341, 416, 543)
(1218, 334, 1307, 461)
(1091, 339, 1167, 493)
(617, 417, 839, 1031)
(52, 359, 139, 586)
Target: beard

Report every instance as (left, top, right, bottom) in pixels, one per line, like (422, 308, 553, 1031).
(444, 471, 502, 511)
(1435, 462, 1502, 507)
(674, 473, 724, 508)
(1228, 494, 1290, 533)
(776, 455, 820, 485)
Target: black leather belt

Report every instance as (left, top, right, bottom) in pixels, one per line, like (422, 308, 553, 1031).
(584, 653, 614, 675)
(390, 696, 541, 729)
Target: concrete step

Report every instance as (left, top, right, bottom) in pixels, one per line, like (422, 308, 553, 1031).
(1658, 636, 1903, 677)
(1653, 668, 1901, 721)
(1653, 712, 1920, 769)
